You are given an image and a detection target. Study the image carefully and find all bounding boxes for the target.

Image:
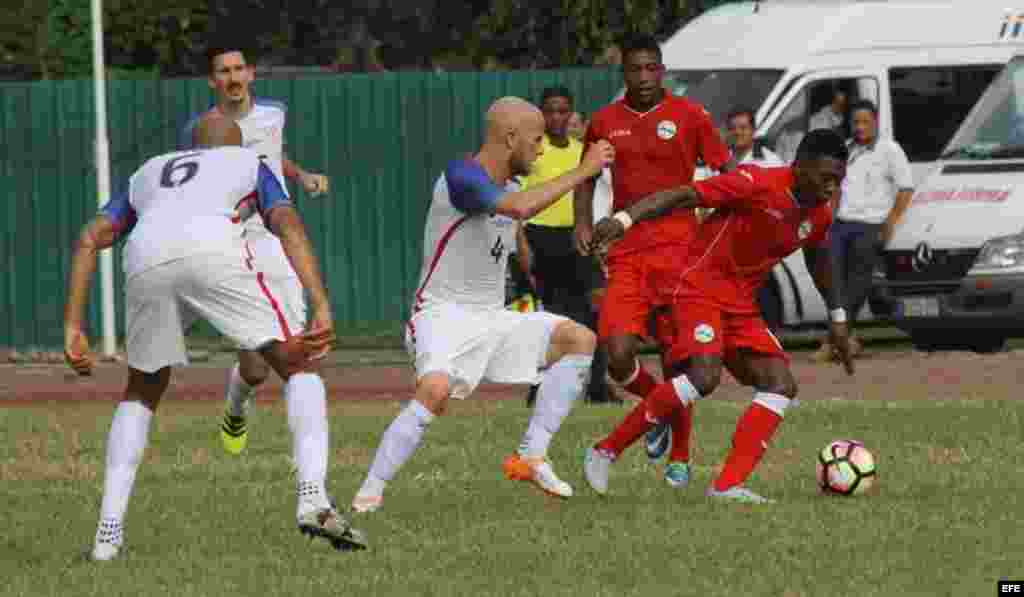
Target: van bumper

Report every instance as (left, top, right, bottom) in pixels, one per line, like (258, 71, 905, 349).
(872, 273, 1024, 335)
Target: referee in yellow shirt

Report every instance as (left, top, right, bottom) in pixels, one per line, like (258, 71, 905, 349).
(517, 87, 611, 404)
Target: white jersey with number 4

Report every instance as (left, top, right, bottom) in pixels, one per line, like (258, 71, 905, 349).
(411, 159, 517, 313)
(180, 99, 296, 279)
(101, 146, 292, 280)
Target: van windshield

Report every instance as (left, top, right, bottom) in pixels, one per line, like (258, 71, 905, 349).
(664, 69, 784, 125)
(942, 57, 1024, 161)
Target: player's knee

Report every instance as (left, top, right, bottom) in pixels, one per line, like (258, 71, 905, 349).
(685, 358, 723, 397)
(415, 373, 452, 416)
(749, 362, 794, 399)
(759, 370, 798, 399)
(125, 367, 171, 411)
(238, 353, 269, 387)
(553, 320, 596, 357)
(605, 336, 638, 380)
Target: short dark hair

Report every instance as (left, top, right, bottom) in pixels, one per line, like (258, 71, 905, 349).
(795, 129, 849, 163)
(620, 34, 662, 63)
(849, 99, 878, 117)
(727, 106, 757, 128)
(205, 42, 249, 74)
(540, 86, 573, 106)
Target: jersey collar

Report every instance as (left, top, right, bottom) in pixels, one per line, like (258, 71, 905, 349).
(618, 92, 669, 118)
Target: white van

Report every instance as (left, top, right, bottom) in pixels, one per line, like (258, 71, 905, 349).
(872, 51, 1024, 352)
(597, 0, 1024, 329)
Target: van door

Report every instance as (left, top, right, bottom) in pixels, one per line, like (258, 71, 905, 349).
(756, 69, 884, 326)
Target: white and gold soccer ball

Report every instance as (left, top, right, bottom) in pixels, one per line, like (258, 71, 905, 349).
(816, 440, 877, 496)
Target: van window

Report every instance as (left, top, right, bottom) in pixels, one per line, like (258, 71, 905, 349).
(663, 69, 784, 126)
(763, 77, 879, 163)
(943, 57, 1024, 159)
(889, 65, 1002, 162)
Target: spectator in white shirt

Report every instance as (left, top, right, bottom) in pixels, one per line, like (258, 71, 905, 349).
(817, 99, 914, 360)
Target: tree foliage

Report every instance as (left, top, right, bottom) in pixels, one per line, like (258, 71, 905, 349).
(1, 0, 723, 80)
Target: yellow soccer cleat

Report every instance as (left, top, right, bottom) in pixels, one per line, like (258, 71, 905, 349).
(220, 411, 248, 455)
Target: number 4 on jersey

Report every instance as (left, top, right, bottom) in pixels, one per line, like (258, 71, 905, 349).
(490, 237, 505, 264)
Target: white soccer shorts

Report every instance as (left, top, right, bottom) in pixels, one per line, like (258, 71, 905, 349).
(404, 304, 567, 399)
(124, 252, 305, 373)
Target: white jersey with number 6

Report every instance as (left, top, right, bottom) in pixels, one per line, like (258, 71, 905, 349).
(103, 146, 291, 280)
(180, 100, 297, 280)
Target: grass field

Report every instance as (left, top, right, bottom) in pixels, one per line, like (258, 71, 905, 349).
(2, 393, 1022, 597)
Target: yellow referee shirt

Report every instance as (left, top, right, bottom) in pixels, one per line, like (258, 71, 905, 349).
(521, 135, 582, 227)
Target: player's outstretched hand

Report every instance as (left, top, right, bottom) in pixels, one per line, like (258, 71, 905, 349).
(580, 140, 615, 177)
(303, 307, 336, 361)
(591, 216, 626, 252)
(64, 325, 93, 376)
(574, 222, 594, 256)
(301, 172, 330, 197)
(829, 321, 855, 376)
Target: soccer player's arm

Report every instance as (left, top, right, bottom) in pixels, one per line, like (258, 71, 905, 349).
(622, 166, 761, 224)
(258, 162, 331, 327)
(804, 218, 855, 374)
(63, 189, 137, 374)
(696, 106, 738, 174)
(573, 119, 602, 231)
(447, 153, 609, 221)
(271, 102, 328, 197)
(804, 228, 844, 314)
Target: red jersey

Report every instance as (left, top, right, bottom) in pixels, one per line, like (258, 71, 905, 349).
(667, 165, 833, 313)
(585, 94, 732, 256)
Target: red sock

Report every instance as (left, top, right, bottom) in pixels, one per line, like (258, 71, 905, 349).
(667, 403, 694, 463)
(713, 403, 783, 491)
(623, 362, 657, 397)
(597, 380, 680, 457)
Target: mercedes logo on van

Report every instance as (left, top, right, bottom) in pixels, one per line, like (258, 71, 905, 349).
(912, 242, 933, 272)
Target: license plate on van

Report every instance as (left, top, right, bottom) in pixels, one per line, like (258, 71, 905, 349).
(901, 297, 939, 318)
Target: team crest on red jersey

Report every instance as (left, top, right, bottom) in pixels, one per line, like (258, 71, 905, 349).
(656, 120, 678, 140)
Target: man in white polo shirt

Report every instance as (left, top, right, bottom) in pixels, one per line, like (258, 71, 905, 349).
(819, 99, 913, 359)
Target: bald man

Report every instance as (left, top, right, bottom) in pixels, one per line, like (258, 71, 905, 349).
(64, 113, 366, 560)
(351, 97, 615, 512)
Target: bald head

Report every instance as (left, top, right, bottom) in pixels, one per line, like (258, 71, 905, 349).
(484, 96, 543, 144)
(192, 112, 243, 148)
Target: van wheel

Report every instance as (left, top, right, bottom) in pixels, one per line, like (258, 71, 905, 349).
(910, 331, 1006, 353)
(757, 282, 783, 332)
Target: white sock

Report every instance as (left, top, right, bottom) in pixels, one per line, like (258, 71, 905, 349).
(359, 400, 435, 497)
(97, 401, 153, 541)
(671, 374, 702, 406)
(519, 354, 593, 459)
(285, 373, 331, 515)
(753, 391, 791, 417)
(224, 363, 254, 417)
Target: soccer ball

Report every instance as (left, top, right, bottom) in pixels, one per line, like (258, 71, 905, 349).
(816, 440, 876, 496)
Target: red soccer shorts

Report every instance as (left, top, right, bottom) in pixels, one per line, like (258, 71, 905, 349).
(665, 299, 789, 366)
(597, 251, 659, 340)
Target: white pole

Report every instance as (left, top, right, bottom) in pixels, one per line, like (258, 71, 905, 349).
(92, 0, 117, 357)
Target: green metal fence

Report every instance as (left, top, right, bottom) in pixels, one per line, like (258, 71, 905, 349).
(0, 68, 623, 349)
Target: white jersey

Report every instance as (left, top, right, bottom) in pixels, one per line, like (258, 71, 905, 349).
(411, 159, 517, 313)
(102, 146, 291, 279)
(180, 99, 295, 278)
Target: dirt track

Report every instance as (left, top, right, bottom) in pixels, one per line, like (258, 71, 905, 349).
(2, 347, 1021, 404)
